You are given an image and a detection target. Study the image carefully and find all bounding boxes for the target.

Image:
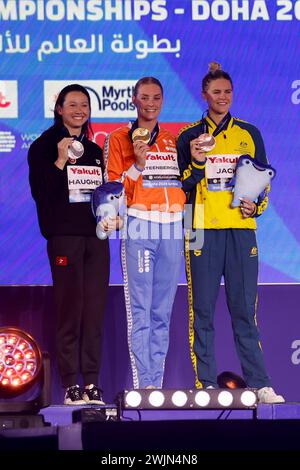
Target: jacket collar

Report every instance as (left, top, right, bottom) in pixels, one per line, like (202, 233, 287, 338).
(53, 124, 85, 143)
(204, 113, 232, 137)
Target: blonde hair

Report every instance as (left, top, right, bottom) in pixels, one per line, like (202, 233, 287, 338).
(208, 61, 222, 73)
(202, 61, 233, 92)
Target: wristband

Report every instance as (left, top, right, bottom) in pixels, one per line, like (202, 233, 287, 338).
(133, 163, 144, 172)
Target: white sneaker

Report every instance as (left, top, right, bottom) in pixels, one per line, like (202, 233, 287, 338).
(258, 387, 285, 404)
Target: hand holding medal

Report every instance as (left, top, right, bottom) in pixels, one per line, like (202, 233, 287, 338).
(132, 127, 151, 171)
(132, 127, 151, 144)
(190, 133, 216, 163)
(67, 140, 84, 164)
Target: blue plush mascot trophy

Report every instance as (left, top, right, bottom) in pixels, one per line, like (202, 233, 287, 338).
(91, 181, 124, 239)
(230, 155, 276, 207)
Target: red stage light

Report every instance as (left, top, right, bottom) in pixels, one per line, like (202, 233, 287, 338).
(0, 327, 42, 398)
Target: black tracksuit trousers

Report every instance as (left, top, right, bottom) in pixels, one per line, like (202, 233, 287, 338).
(47, 235, 109, 388)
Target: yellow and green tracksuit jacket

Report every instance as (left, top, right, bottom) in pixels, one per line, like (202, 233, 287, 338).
(177, 114, 270, 229)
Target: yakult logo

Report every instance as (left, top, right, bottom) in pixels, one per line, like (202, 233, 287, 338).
(44, 80, 136, 118)
(207, 156, 238, 164)
(147, 153, 176, 161)
(0, 81, 18, 118)
(68, 167, 102, 176)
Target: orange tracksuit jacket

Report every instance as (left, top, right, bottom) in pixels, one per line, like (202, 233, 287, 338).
(105, 124, 186, 214)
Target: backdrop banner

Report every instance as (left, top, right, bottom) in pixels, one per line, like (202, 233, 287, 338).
(0, 0, 300, 284)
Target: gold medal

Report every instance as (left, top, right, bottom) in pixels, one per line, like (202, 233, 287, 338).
(132, 127, 151, 144)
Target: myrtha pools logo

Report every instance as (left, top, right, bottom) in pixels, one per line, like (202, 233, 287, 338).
(44, 80, 136, 118)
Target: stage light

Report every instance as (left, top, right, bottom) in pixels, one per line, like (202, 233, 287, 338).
(121, 388, 258, 411)
(171, 391, 188, 407)
(218, 390, 234, 407)
(0, 327, 42, 398)
(0, 327, 51, 425)
(240, 390, 257, 407)
(194, 390, 210, 407)
(126, 391, 142, 408)
(148, 390, 165, 407)
(217, 371, 247, 389)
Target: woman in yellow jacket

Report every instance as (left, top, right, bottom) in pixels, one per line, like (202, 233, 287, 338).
(177, 63, 284, 404)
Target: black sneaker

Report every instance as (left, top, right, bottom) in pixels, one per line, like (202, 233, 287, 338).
(64, 385, 86, 405)
(82, 384, 105, 405)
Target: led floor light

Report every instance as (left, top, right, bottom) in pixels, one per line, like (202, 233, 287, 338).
(121, 388, 258, 410)
(0, 327, 51, 424)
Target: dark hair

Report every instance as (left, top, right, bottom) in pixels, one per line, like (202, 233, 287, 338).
(202, 62, 233, 92)
(54, 84, 92, 137)
(133, 77, 163, 96)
